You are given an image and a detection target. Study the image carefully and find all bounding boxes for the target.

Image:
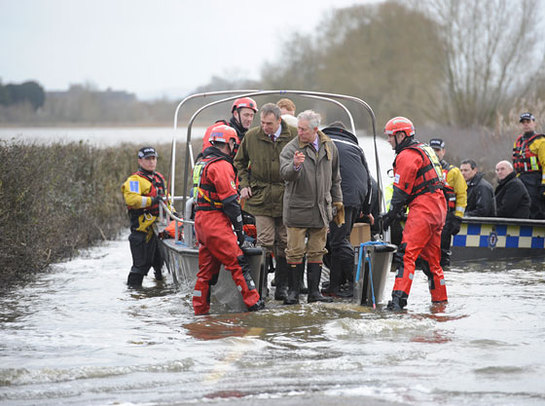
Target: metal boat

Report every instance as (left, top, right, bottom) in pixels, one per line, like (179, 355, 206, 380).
(155, 90, 395, 312)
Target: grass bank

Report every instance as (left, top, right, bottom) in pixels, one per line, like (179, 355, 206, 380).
(0, 141, 186, 291)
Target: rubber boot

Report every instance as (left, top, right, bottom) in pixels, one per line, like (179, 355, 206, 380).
(274, 256, 289, 301)
(386, 294, 406, 311)
(153, 267, 163, 281)
(307, 263, 333, 303)
(321, 259, 341, 297)
(284, 263, 303, 305)
(127, 272, 144, 288)
(338, 258, 355, 298)
(247, 297, 265, 312)
(300, 257, 308, 294)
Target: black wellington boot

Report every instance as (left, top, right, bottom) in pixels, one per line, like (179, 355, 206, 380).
(386, 295, 406, 311)
(284, 263, 303, 305)
(127, 272, 144, 288)
(322, 257, 341, 297)
(307, 263, 333, 303)
(274, 256, 289, 301)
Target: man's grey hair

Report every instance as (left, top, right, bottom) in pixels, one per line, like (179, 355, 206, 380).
(297, 110, 321, 129)
(260, 103, 282, 120)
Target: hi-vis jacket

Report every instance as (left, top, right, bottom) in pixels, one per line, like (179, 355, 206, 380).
(440, 160, 467, 218)
(512, 131, 545, 184)
(121, 169, 169, 234)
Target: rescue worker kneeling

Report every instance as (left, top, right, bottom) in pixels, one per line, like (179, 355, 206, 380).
(380, 117, 448, 311)
(192, 124, 265, 315)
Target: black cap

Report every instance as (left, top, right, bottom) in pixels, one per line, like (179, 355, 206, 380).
(138, 146, 158, 158)
(429, 138, 445, 149)
(519, 112, 535, 122)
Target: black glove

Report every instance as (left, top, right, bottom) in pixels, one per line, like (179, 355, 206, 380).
(379, 211, 397, 232)
(449, 213, 463, 235)
(151, 195, 163, 205)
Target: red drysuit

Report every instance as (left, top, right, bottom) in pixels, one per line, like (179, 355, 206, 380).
(192, 150, 260, 315)
(390, 142, 448, 307)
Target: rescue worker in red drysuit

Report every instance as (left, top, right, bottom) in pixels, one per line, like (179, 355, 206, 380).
(380, 117, 448, 311)
(192, 124, 265, 315)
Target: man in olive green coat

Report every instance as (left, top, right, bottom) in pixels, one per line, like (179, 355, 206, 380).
(279, 110, 344, 304)
(234, 103, 297, 300)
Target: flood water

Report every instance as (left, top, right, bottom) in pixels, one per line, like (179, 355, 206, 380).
(1, 234, 544, 406)
(1, 128, 544, 405)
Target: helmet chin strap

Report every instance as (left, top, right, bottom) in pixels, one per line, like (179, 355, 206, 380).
(234, 109, 243, 128)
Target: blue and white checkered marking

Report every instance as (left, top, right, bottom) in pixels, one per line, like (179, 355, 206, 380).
(452, 223, 545, 249)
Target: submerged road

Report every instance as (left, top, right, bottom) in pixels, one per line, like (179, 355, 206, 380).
(1, 236, 544, 406)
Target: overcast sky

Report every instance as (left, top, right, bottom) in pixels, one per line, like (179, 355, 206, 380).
(0, 0, 375, 100)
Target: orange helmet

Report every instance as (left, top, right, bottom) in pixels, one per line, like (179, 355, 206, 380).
(208, 124, 239, 146)
(202, 120, 227, 151)
(231, 97, 258, 113)
(384, 116, 415, 137)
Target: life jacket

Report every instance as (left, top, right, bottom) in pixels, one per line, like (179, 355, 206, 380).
(192, 154, 228, 211)
(440, 161, 457, 211)
(394, 142, 444, 202)
(513, 132, 544, 174)
(128, 169, 167, 217)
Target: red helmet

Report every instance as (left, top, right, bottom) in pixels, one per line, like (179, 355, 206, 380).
(202, 120, 227, 151)
(384, 116, 415, 137)
(208, 124, 239, 146)
(231, 97, 258, 113)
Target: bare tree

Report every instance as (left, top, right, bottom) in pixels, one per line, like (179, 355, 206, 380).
(416, 0, 545, 127)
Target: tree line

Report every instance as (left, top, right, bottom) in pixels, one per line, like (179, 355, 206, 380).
(3, 0, 545, 172)
(0, 80, 45, 111)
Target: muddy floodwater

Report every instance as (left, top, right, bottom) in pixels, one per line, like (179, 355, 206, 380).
(1, 234, 544, 406)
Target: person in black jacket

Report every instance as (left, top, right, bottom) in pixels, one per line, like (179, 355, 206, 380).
(321, 121, 374, 298)
(460, 159, 496, 217)
(494, 160, 531, 218)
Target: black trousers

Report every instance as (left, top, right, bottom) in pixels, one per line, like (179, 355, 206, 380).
(520, 172, 545, 219)
(129, 230, 163, 275)
(324, 206, 359, 285)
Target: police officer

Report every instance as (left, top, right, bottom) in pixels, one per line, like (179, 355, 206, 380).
(121, 146, 170, 288)
(380, 117, 448, 310)
(192, 124, 265, 315)
(512, 112, 545, 219)
(430, 138, 467, 267)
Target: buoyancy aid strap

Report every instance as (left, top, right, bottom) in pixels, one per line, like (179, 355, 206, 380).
(194, 155, 225, 210)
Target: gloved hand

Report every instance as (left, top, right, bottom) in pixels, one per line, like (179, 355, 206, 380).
(449, 213, 463, 235)
(151, 195, 164, 205)
(540, 184, 545, 201)
(332, 202, 345, 226)
(378, 211, 397, 232)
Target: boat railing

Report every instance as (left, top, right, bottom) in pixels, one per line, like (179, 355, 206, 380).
(165, 89, 389, 247)
(157, 200, 195, 247)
